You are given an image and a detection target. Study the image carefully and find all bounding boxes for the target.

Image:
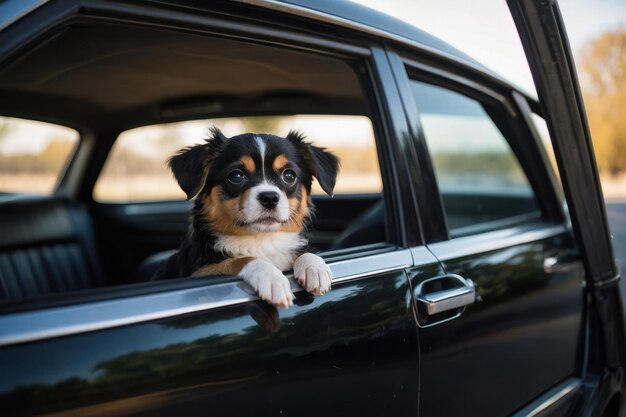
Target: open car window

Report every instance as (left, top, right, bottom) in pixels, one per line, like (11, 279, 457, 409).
(0, 14, 395, 308)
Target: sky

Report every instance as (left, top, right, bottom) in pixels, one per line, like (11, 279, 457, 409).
(350, 0, 626, 97)
(2, 0, 625, 157)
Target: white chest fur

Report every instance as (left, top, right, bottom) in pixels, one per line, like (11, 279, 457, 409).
(213, 232, 308, 271)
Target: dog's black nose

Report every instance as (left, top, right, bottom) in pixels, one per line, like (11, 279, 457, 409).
(258, 191, 280, 209)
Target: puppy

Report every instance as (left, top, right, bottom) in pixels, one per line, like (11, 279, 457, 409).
(154, 127, 339, 308)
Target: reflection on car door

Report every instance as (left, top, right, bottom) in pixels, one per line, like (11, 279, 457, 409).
(416, 228, 584, 416)
(0, 248, 435, 417)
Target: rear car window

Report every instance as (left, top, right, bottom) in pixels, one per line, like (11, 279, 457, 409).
(409, 80, 540, 236)
(94, 115, 381, 203)
(0, 116, 79, 195)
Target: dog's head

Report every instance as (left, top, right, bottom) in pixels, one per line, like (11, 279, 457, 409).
(169, 127, 339, 235)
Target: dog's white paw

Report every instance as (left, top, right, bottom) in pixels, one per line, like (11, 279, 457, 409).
(293, 253, 333, 296)
(239, 259, 294, 308)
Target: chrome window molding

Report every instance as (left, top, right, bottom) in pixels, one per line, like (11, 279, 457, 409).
(0, 248, 429, 347)
(428, 223, 567, 261)
(0, 0, 49, 32)
(511, 377, 581, 417)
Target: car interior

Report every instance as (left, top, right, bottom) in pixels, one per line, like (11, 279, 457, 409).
(0, 20, 542, 304)
(0, 22, 388, 302)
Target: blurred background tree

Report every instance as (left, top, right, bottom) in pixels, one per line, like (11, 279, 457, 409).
(579, 27, 626, 176)
(0, 138, 75, 174)
(241, 116, 281, 134)
(0, 117, 12, 144)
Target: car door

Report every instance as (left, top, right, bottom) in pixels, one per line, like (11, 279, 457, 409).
(0, 2, 431, 417)
(384, 48, 587, 416)
(0, 248, 430, 417)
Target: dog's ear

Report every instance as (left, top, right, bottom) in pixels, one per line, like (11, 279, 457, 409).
(286, 130, 339, 196)
(168, 127, 227, 199)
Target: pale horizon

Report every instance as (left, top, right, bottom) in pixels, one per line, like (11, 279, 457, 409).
(350, 0, 626, 96)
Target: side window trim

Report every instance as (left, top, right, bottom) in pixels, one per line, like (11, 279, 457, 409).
(390, 51, 565, 240)
(361, 46, 425, 248)
(409, 77, 541, 237)
(400, 57, 564, 226)
(428, 221, 567, 261)
(384, 50, 448, 243)
(0, 247, 416, 347)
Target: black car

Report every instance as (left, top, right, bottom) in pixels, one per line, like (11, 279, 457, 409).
(0, 1, 623, 416)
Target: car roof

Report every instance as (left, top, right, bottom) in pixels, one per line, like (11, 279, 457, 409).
(248, 0, 496, 75)
(1, 0, 499, 79)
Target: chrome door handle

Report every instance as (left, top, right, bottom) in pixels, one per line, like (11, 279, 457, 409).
(415, 274, 476, 316)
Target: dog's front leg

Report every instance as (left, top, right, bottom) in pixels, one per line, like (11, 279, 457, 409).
(193, 257, 294, 308)
(293, 253, 333, 296)
(239, 259, 295, 308)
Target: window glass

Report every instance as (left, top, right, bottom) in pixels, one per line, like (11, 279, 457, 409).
(530, 113, 561, 183)
(409, 80, 540, 236)
(0, 116, 79, 195)
(94, 115, 381, 203)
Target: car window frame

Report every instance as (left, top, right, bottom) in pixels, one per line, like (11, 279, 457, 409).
(74, 49, 424, 254)
(0, 3, 424, 317)
(385, 49, 567, 242)
(87, 104, 403, 252)
(406, 78, 544, 237)
(0, 0, 424, 253)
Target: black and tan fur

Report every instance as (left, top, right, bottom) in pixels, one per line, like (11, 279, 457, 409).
(154, 128, 339, 308)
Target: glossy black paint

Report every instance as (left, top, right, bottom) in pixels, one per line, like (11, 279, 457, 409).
(368, 47, 423, 247)
(0, 269, 425, 417)
(414, 233, 584, 416)
(384, 51, 448, 243)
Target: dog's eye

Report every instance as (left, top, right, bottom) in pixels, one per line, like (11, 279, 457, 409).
(227, 169, 247, 185)
(281, 169, 297, 185)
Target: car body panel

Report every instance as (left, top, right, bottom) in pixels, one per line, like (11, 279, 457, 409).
(0, 251, 439, 417)
(416, 227, 584, 416)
